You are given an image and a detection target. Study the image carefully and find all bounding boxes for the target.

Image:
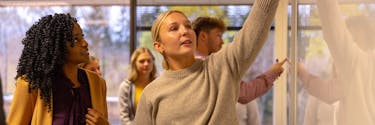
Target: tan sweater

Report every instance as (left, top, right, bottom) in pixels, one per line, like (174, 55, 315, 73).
(134, 0, 279, 124)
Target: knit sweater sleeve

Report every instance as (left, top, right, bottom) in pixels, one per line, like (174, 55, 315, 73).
(299, 71, 341, 104)
(207, 0, 279, 79)
(316, 0, 361, 66)
(119, 80, 134, 125)
(237, 66, 283, 103)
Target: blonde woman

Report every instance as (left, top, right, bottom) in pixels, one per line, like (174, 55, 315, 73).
(79, 55, 102, 76)
(134, 0, 281, 124)
(119, 47, 157, 125)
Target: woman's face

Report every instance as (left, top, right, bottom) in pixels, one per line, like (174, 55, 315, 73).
(155, 12, 196, 59)
(65, 22, 89, 65)
(84, 60, 102, 76)
(136, 52, 154, 76)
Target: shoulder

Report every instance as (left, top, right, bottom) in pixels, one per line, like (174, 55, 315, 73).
(15, 76, 29, 86)
(82, 68, 104, 81)
(14, 76, 39, 93)
(81, 68, 106, 89)
(139, 77, 162, 97)
(119, 80, 132, 90)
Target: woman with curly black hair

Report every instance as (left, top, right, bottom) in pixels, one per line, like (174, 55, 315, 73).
(7, 13, 109, 125)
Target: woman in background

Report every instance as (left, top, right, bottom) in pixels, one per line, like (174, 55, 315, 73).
(119, 47, 157, 125)
(79, 55, 102, 76)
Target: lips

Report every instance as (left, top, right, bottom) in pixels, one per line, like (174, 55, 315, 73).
(180, 40, 192, 45)
(81, 50, 89, 56)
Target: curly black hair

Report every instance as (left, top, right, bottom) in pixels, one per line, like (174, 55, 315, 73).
(16, 13, 78, 110)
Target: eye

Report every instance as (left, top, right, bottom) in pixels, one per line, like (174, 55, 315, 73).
(73, 38, 79, 43)
(185, 24, 192, 29)
(169, 26, 178, 31)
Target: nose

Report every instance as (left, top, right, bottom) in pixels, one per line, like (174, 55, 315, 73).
(96, 69, 102, 76)
(144, 61, 150, 66)
(81, 39, 89, 48)
(180, 25, 189, 36)
(219, 39, 224, 48)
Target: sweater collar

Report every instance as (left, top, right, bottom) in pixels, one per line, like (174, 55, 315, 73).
(161, 59, 203, 79)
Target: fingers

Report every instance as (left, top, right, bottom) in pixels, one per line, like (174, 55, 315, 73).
(278, 58, 288, 65)
(86, 118, 95, 125)
(85, 108, 103, 125)
(85, 113, 97, 125)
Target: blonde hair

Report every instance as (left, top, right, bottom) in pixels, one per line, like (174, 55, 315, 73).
(151, 10, 186, 69)
(128, 47, 157, 82)
(78, 55, 99, 68)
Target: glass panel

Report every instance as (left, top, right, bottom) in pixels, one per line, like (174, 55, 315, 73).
(136, 5, 252, 28)
(296, 1, 375, 125)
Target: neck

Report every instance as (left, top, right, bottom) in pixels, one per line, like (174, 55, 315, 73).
(63, 63, 79, 87)
(195, 51, 209, 58)
(135, 75, 151, 87)
(167, 55, 196, 70)
(196, 42, 209, 57)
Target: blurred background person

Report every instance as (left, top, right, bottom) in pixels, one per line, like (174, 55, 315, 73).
(0, 73, 5, 125)
(118, 47, 157, 125)
(79, 55, 102, 76)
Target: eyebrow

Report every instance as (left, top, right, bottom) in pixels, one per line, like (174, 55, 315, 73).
(183, 20, 190, 24)
(168, 21, 190, 26)
(168, 22, 178, 26)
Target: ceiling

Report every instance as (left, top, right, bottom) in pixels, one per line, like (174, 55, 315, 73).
(0, 0, 373, 6)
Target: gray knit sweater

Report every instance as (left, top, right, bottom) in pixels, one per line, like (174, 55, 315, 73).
(134, 0, 279, 124)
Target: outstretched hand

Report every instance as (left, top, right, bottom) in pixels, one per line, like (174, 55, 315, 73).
(270, 58, 289, 76)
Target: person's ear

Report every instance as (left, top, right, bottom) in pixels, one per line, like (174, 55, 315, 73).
(199, 31, 207, 41)
(153, 42, 165, 54)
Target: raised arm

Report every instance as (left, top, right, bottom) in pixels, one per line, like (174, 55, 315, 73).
(208, 0, 280, 79)
(316, 0, 357, 63)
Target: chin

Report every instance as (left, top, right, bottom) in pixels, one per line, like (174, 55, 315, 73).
(181, 51, 195, 57)
(182, 48, 195, 54)
(82, 59, 89, 63)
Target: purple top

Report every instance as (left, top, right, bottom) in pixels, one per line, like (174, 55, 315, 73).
(52, 69, 92, 125)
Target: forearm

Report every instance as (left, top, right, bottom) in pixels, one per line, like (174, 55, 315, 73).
(301, 73, 340, 104)
(238, 72, 277, 104)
